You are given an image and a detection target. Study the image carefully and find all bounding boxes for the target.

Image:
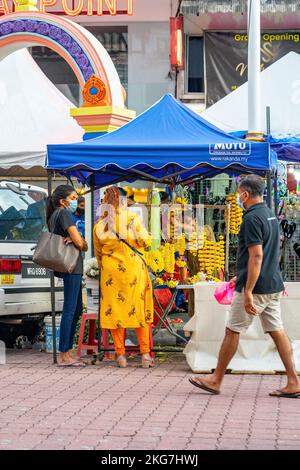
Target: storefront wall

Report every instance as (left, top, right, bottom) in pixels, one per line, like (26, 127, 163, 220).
(181, 7, 300, 109)
(127, 22, 174, 115)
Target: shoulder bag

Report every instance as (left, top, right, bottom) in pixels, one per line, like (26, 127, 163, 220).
(113, 230, 155, 280)
(33, 209, 80, 273)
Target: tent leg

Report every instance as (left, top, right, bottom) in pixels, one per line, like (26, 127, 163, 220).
(273, 171, 278, 217)
(48, 170, 57, 364)
(266, 170, 272, 209)
(50, 273, 57, 364)
(91, 180, 95, 257)
(89, 179, 103, 361)
(97, 275, 103, 361)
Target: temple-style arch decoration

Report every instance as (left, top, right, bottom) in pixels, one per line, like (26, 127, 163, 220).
(0, 10, 135, 138)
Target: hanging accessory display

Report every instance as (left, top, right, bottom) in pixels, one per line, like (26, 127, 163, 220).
(294, 243, 300, 259)
(280, 219, 297, 240)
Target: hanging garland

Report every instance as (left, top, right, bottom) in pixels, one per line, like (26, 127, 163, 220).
(226, 192, 243, 235)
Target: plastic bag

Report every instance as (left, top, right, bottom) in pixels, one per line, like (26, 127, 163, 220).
(214, 282, 235, 305)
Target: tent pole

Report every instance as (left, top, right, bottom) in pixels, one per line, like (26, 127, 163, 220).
(47, 170, 57, 364)
(247, 0, 262, 138)
(266, 106, 271, 136)
(90, 176, 95, 257)
(274, 170, 278, 217)
(90, 176, 103, 360)
(266, 170, 272, 209)
(265, 105, 275, 212)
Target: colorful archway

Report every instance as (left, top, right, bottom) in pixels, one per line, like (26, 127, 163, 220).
(0, 10, 135, 137)
(0, 11, 126, 109)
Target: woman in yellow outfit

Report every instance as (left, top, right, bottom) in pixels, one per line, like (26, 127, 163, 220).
(93, 186, 154, 368)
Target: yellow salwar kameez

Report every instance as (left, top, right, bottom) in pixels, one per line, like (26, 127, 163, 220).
(93, 209, 154, 331)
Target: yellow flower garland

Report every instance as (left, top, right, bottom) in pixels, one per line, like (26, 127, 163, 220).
(226, 192, 243, 235)
(197, 234, 225, 276)
(174, 233, 186, 256)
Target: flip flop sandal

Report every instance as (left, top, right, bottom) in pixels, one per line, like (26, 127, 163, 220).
(188, 377, 220, 395)
(57, 361, 86, 368)
(269, 389, 300, 398)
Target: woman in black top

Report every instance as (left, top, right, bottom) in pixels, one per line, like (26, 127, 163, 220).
(46, 185, 88, 366)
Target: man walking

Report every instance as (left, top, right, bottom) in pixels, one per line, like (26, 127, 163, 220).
(189, 174, 300, 398)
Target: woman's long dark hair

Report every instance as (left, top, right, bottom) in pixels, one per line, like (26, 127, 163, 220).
(46, 185, 75, 228)
(100, 186, 125, 232)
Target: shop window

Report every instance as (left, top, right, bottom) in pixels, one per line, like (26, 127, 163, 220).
(186, 35, 204, 93)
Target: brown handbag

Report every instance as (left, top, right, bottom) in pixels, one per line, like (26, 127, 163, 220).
(33, 209, 80, 273)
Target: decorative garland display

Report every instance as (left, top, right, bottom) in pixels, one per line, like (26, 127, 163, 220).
(197, 234, 225, 277)
(226, 192, 243, 235)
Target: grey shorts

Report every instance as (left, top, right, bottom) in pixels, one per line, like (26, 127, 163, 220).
(227, 291, 283, 334)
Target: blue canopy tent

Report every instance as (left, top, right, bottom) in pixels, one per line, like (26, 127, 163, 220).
(46, 94, 276, 188)
(231, 131, 300, 164)
(45, 94, 277, 364)
(268, 135, 300, 164)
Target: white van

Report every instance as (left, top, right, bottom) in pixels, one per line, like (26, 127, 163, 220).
(0, 180, 63, 318)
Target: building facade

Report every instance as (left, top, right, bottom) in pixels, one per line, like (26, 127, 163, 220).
(1, 0, 300, 114)
(179, 0, 300, 112)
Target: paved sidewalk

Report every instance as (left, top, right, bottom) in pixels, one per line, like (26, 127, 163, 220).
(0, 350, 299, 450)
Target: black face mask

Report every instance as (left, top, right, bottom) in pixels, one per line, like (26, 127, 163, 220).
(77, 208, 85, 215)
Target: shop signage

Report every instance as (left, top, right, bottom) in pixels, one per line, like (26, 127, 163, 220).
(209, 142, 251, 156)
(205, 31, 300, 106)
(0, 0, 133, 16)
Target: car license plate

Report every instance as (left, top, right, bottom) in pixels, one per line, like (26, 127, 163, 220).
(22, 263, 50, 279)
(1, 275, 14, 284)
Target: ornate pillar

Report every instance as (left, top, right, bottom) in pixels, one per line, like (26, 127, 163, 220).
(71, 75, 135, 140)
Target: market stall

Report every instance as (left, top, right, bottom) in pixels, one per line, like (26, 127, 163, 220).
(46, 93, 277, 367)
(46, 94, 274, 186)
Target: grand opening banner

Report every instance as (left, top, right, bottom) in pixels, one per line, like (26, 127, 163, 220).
(205, 31, 300, 107)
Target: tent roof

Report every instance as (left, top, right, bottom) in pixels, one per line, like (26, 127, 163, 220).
(0, 49, 83, 171)
(202, 52, 300, 137)
(47, 94, 274, 187)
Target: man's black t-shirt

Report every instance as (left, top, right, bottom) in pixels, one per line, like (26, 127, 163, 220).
(235, 203, 284, 294)
(49, 209, 83, 275)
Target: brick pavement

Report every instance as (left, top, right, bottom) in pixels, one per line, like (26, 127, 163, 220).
(0, 350, 299, 450)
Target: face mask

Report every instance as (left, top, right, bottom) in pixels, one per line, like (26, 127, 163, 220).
(77, 207, 85, 215)
(236, 193, 246, 211)
(66, 199, 78, 213)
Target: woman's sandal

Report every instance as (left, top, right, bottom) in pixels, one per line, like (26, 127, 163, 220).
(57, 360, 86, 367)
(141, 355, 155, 369)
(116, 355, 127, 368)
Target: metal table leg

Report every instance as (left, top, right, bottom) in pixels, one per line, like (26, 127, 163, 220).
(153, 287, 188, 343)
